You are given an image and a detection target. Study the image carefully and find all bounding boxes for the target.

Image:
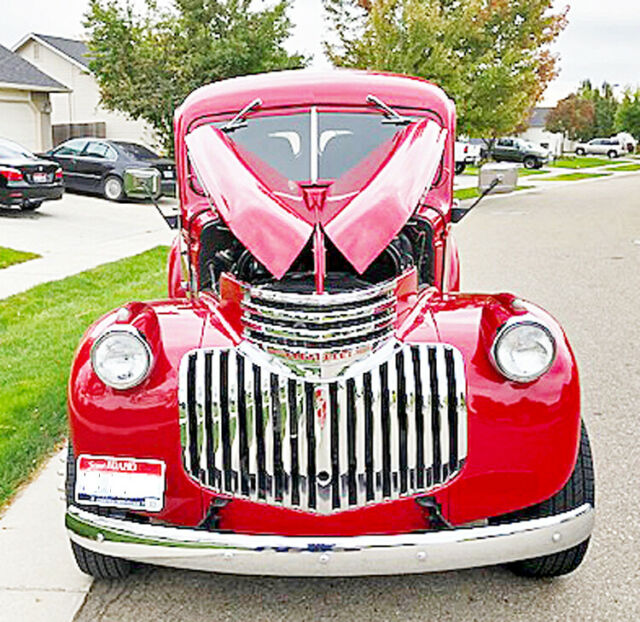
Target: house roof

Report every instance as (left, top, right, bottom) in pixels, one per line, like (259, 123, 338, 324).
(528, 107, 553, 128)
(0, 43, 69, 92)
(33, 34, 90, 68)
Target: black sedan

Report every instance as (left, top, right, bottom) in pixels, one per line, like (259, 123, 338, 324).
(0, 138, 64, 211)
(44, 138, 175, 201)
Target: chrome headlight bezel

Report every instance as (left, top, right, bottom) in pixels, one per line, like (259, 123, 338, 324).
(90, 326, 153, 390)
(491, 320, 556, 383)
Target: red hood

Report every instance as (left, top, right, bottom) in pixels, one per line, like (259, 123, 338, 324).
(186, 119, 446, 278)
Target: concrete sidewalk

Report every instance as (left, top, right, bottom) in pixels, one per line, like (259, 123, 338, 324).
(0, 448, 91, 622)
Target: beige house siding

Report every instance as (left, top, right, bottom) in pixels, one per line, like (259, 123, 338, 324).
(16, 38, 157, 149)
(0, 87, 53, 152)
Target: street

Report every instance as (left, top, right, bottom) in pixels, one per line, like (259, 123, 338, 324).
(69, 174, 640, 622)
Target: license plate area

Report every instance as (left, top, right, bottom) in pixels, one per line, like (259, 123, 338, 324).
(75, 455, 165, 512)
(32, 172, 49, 184)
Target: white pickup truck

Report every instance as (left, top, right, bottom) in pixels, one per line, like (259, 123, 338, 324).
(455, 140, 482, 174)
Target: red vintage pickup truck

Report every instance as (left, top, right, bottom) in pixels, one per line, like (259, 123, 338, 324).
(65, 70, 594, 580)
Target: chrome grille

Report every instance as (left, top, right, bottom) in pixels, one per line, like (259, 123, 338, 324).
(242, 279, 397, 352)
(179, 342, 467, 514)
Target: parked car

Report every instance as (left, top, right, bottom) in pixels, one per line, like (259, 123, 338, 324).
(454, 139, 481, 174)
(65, 70, 594, 581)
(0, 138, 63, 211)
(44, 138, 175, 201)
(490, 137, 550, 169)
(575, 137, 627, 158)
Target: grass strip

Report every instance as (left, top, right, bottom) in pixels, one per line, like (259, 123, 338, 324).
(605, 163, 640, 172)
(454, 185, 532, 200)
(0, 246, 168, 509)
(518, 168, 551, 176)
(544, 172, 611, 182)
(550, 157, 628, 169)
(0, 246, 40, 270)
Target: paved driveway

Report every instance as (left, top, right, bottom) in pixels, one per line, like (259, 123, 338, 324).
(72, 174, 640, 621)
(0, 192, 175, 299)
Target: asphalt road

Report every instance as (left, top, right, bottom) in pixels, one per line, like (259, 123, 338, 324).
(74, 175, 640, 622)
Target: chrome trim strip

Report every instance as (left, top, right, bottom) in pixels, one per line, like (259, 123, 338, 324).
(66, 504, 595, 577)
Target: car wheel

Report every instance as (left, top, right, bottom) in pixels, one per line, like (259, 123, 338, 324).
(607, 150, 618, 159)
(575, 148, 586, 156)
(523, 156, 537, 169)
(103, 175, 125, 201)
(21, 200, 42, 211)
(495, 422, 594, 578)
(65, 444, 133, 579)
(455, 162, 466, 175)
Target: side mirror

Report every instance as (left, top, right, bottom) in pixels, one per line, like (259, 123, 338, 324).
(478, 163, 518, 194)
(123, 168, 161, 200)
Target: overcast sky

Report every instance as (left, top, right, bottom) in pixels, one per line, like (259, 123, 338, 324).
(1, 0, 638, 106)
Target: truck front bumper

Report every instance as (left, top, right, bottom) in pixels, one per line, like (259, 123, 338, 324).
(66, 503, 594, 577)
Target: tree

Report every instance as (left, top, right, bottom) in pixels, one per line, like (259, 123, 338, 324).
(616, 89, 640, 140)
(323, 0, 568, 140)
(578, 80, 618, 138)
(84, 0, 307, 152)
(545, 94, 595, 142)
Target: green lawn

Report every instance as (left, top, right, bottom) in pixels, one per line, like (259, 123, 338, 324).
(454, 185, 532, 200)
(0, 246, 168, 509)
(606, 163, 640, 172)
(545, 172, 611, 182)
(519, 168, 551, 176)
(462, 165, 480, 176)
(550, 156, 627, 169)
(0, 246, 40, 270)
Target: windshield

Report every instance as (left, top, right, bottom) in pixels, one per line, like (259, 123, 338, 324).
(213, 110, 400, 183)
(0, 139, 34, 160)
(114, 142, 159, 160)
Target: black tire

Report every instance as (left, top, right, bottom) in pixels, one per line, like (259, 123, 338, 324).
(103, 175, 125, 201)
(21, 200, 42, 211)
(455, 162, 466, 175)
(575, 147, 586, 156)
(66, 444, 133, 579)
(502, 422, 594, 578)
(607, 150, 618, 159)
(523, 156, 537, 169)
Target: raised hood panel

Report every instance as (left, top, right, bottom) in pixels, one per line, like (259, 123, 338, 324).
(186, 118, 446, 279)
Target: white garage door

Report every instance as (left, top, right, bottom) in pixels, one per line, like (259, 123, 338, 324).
(0, 100, 38, 152)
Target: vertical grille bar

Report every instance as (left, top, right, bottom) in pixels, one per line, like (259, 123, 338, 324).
(219, 351, 232, 492)
(346, 378, 358, 506)
(186, 353, 198, 476)
(395, 351, 409, 494)
(304, 383, 317, 510)
(411, 346, 425, 489)
(435, 347, 451, 480)
(237, 355, 250, 496)
(329, 382, 341, 510)
(288, 379, 300, 507)
(228, 353, 239, 493)
(253, 364, 267, 499)
(262, 369, 274, 498)
(453, 351, 468, 462)
(444, 348, 459, 473)
(427, 347, 442, 484)
(379, 363, 392, 498)
(271, 373, 284, 502)
(363, 372, 375, 502)
(204, 351, 215, 486)
(402, 349, 416, 490)
(370, 369, 384, 501)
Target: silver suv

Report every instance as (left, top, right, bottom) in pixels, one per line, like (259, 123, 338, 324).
(575, 138, 627, 158)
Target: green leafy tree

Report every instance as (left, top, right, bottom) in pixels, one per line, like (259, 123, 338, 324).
(545, 93, 595, 142)
(578, 80, 618, 138)
(84, 0, 307, 152)
(323, 0, 567, 141)
(616, 89, 640, 140)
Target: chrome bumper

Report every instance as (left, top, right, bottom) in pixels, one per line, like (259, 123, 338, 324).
(66, 504, 594, 577)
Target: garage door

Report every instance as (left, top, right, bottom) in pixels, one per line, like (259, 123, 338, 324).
(0, 99, 37, 152)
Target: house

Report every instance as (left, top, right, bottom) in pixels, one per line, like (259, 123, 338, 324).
(517, 107, 574, 156)
(0, 44, 69, 152)
(12, 33, 157, 148)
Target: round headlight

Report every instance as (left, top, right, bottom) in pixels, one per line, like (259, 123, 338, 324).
(91, 328, 152, 390)
(492, 321, 556, 383)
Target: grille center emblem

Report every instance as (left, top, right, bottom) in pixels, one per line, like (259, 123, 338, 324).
(314, 386, 329, 428)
